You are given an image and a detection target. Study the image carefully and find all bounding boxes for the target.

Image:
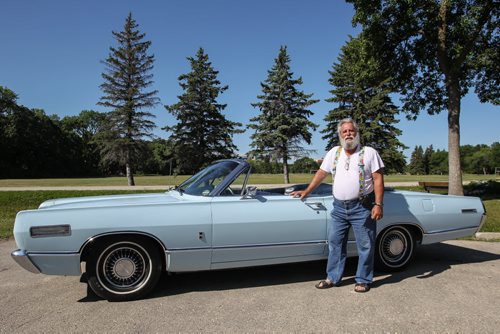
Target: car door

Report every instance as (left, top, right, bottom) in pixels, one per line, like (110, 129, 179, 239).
(210, 193, 328, 268)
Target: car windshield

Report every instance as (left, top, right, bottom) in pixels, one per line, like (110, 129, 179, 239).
(176, 161, 239, 196)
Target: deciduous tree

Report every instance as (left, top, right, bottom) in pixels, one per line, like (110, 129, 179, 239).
(291, 157, 319, 173)
(347, 0, 499, 194)
(61, 110, 107, 176)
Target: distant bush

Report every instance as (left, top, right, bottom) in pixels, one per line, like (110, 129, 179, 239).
(464, 180, 500, 200)
(290, 157, 319, 173)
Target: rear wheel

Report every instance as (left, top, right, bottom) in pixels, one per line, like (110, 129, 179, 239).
(87, 238, 162, 301)
(375, 226, 415, 272)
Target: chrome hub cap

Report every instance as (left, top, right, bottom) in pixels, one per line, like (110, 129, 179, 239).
(382, 231, 407, 263)
(103, 247, 146, 289)
(113, 258, 136, 279)
(389, 238, 405, 256)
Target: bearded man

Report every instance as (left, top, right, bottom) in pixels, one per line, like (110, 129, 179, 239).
(291, 118, 384, 293)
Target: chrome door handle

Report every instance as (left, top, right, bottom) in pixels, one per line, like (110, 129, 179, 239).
(305, 202, 326, 211)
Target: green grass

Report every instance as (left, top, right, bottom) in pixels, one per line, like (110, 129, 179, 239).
(0, 176, 191, 187)
(0, 190, 154, 239)
(384, 174, 499, 182)
(482, 200, 500, 232)
(1, 188, 498, 239)
(0, 173, 498, 187)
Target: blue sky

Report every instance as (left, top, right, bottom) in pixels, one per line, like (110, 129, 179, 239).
(1, 0, 498, 161)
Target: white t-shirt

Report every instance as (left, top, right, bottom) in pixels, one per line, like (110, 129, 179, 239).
(319, 146, 384, 200)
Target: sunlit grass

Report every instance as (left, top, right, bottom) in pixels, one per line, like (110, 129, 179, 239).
(0, 173, 498, 187)
(0, 190, 153, 239)
(483, 200, 500, 233)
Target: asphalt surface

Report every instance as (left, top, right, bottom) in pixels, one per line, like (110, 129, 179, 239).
(1, 239, 499, 333)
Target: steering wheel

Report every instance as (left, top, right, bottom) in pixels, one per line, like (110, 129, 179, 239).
(221, 187, 234, 196)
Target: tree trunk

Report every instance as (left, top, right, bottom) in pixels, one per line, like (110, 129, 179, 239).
(437, 1, 463, 195)
(447, 81, 463, 196)
(126, 163, 135, 186)
(283, 155, 290, 184)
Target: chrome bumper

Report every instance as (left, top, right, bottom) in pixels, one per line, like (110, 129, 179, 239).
(11, 249, 41, 274)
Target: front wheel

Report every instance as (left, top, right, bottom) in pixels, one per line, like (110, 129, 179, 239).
(87, 238, 162, 301)
(375, 226, 415, 272)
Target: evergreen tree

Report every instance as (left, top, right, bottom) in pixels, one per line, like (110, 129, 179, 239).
(423, 145, 435, 175)
(98, 13, 159, 185)
(165, 48, 243, 174)
(248, 46, 319, 183)
(322, 35, 407, 173)
(408, 146, 425, 175)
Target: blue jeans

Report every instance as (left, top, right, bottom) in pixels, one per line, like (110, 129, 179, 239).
(326, 198, 376, 284)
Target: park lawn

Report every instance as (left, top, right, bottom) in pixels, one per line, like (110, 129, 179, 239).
(383, 174, 499, 183)
(0, 189, 498, 239)
(0, 190, 154, 239)
(0, 176, 191, 187)
(482, 200, 500, 232)
(0, 173, 498, 187)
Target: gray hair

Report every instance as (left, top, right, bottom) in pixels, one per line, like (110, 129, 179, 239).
(337, 118, 359, 138)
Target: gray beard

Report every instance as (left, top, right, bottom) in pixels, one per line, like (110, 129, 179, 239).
(340, 134, 360, 150)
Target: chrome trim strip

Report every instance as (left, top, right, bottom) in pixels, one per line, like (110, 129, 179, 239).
(27, 251, 79, 255)
(425, 225, 481, 235)
(79, 230, 168, 254)
(166, 246, 211, 252)
(168, 240, 327, 252)
(421, 226, 479, 245)
(11, 249, 40, 274)
(214, 240, 328, 250)
(79, 231, 169, 273)
(382, 222, 425, 235)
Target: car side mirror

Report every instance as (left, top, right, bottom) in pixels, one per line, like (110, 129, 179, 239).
(241, 186, 257, 199)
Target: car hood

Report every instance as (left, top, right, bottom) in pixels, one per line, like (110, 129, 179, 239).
(38, 191, 185, 210)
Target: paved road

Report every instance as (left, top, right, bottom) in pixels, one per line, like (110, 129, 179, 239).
(1, 239, 499, 333)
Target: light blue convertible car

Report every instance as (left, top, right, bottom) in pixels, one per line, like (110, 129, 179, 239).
(12, 159, 486, 301)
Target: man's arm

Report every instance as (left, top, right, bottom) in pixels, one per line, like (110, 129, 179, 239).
(371, 169, 384, 220)
(291, 169, 329, 200)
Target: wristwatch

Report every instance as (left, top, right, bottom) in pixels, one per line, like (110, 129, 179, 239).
(374, 203, 383, 207)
